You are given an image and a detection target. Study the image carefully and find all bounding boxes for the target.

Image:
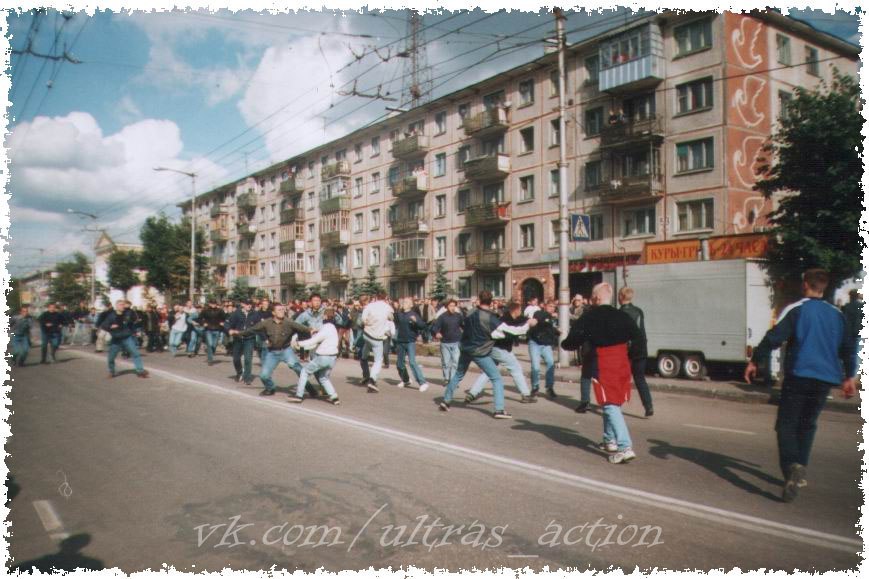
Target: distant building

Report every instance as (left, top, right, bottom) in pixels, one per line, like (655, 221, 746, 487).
(94, 232, 164, 309)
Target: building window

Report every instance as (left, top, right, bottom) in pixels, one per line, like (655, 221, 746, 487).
(436, 236, 447, 259)
(676, 77, 713, 114)
(371, 136, 380, 157)
(483, 90, 505, 110)
(371, 172, 381, 193)
(481, 275, 505, 298)
(549, 219, 560, 247)
(519, 175, 535, 202)
(388, 166, 400, 187)
(456, 277, 471, 299)
(408, 280, 425, 299)
(259, 261, 266, 279)
(519, 223, 535, 249)
(435, 153, 447, 177)
(519, 78, 534, 106)
(778, 90, 793, 121)
(307, 191, 315, 210)
(677, 198, 714, 232)
(549, 169, 560, 197)
(457, 233, 471, 256)
(585, 107, 603, 136)
(674, 18, 712, 56)
(806, 46, 820, 76)
(370, 246, 381, 266)
(676, 137, 714, 173)
(435, 111, 447, 134)
(307, 223, 315, 241)
(519, 127, 535, 154)
(307, 255, 315, 272)
(549, 118, 561, 147)
(307, 161, 315, 179)
(585, 160, 602, 190)
(589, 213, 604, 241)
(776, 34, 791, 65)
(601, 27, 649, 69)
(335, 149, 346, 162)
(353, 213, 363, 233)
(270, 232, 277, 248)
(457, 145, 471, 170)
(435, 194, 446, 218)
(370, 209, 381, 230)
(622, 206, 656, 237)
(353, 248, 363, 268)
(457, 189, 470, 213)
(354, 143, 362, 163)
(549, 69, 560, 97)
(259, 234, 266, 251)
(354, 177, 364, 198)
(483, 183, 504, 204)
(458, 103, 470, 119)
(483, 229, 504, 250)
(584, 55, 599, 84)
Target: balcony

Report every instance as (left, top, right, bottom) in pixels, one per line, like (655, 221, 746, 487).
(237, 192, 257, 211)
(600, 115, 664, 149)
(321, 161, 351, 181)
(466, 249, 510, 271)
(391, 218, 430, 236)
(391, 134, 431, 159)
(319, 194, 350, 214)
(465, 202, 511, 227)
(236, 276, 251, 286)
(392, 257, 430, 277)
(597, 173, 664, 204)
(280, 271, 306, 287)
(210, 204, 229, 218)
(237, 248, 257, 262)
(237, 221, 257, 238)
(322, 267, 350, 283)
(279, 178, 303, 196)
(319, 229, 351, 248)
(280, 208, 300, 224)
(209, 228, 230, 243)
(461, 107, 509, 138)
(464, 154, 511, 182)
(211, 253, 228, 267)
(391, 173, 429, 197)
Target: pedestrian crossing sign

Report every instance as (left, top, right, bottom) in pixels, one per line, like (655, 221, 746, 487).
(570, 214, 591, 241)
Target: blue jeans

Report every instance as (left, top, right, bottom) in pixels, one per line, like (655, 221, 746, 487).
(529, 340, 555, 391)
(232, 337, 255, 382)
(602, 404, 632, 451)
(108, 336, 144, 375)
(169, 329, 185, 355)
(440, 342, 460, 383)
(443, 351, 506, 412)
(259, 347, 303, 392)
(360, 334, 385, 381)
(40, 331, 61, 362)
(775, 376, 833, 478)
(12, 336, 30, 366)
(470, 346, 531, 398)
(295, 355, 338, 398)
(205, 330, 223, 362)
(396, 342, 427, 386)
(187, 327, 203, 354)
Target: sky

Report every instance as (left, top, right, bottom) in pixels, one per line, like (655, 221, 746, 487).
(4, 7, 861, 277)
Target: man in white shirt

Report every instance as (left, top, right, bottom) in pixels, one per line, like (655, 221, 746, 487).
(289, 308, 341, 405)
(359, 291, 394, 393)
(523, 296, 541, 319)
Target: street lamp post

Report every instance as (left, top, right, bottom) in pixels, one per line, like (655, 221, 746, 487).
(67, 209, 99, 307)
(154, 167, 198, 302)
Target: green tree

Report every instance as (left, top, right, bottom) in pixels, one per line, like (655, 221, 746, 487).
(360, 266, 384, 296)
(228, 278, 256, 302)
(8, 278, 22, 312)
(107, 249, 140, 299)
(49, 252, 91, 306)
(348, 277, 362, 300)
(140, 214, 207, 302)
(299, 283, 324, 301)
(430, 262, 453, 302)
(755, 71, 863, 301)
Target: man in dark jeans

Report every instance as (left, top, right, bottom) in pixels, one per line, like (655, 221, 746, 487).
(618, 287, 654, 417)
(227, 300, 258, 384)
(745, 269, 857, 503)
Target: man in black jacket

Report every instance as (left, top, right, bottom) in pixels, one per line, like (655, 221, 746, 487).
(528, 300, 559, 399)
(200, 299, 227, 366)
(618, 287, 653, 417)
(38, 303, 64, 363)
(432, 299, 464, 384)
(100, 300, 149, 378)
(226, 300, 258, 384)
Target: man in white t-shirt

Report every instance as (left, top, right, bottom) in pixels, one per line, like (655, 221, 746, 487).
(359, 291, 394, 393)
(523, 296, 541, 320)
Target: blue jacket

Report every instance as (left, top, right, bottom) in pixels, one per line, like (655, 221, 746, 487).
(459, 307, 501, 356)
(752, 297, 856, 384)
(395, 310, 426, 343)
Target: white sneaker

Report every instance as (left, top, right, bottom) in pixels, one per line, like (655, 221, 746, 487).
(419, 383, 429, 393)
(396, 381, 406, 389)
(608, 448, 637, 464)
(598, 441, 618, 453)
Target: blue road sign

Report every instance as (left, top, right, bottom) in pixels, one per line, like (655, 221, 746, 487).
(570, 214, 591, 241)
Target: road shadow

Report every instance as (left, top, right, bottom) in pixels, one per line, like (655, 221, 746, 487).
(511, 418, 607, 458)
(647, 438, 783, 502)
(11, 534, 104, 572)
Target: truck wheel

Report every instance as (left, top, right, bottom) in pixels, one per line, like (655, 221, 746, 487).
(657, 353, 681, 379)
(682, 355, 707, 380)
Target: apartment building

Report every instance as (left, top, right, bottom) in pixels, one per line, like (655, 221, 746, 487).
(180, 10, 858, 304)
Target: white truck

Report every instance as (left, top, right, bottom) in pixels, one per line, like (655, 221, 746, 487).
(614, 259, 775, 380)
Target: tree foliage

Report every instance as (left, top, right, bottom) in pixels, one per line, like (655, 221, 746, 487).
(107, 249, 140, 298)
(49, 252, 91, 305)
(430, 262, 453, 302)
(755, 71, 863, 299)
(228, 278, 256, 302)
(360, 266, 384, 297)
(140, 214, 207, 301)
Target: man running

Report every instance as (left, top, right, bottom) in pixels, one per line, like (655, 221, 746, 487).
(431, 299, 464, 384)
(38, 303, 64, 364)
(100, 300, 149, 379)
(240, 303, 310, 397)
(394, 297, 430, 392)
(200, 299, 227, 366)
(288, 308, 341, 405)
(227, 300, 258, 384)
(360, 291, 394, 393)
(11, 305, 34, 367)
(618, 287, 654, 417)
(528, 300, 559, 399)
(745, 269, 857, 502)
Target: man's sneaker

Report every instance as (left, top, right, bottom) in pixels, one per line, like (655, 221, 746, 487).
(546, 387, 557, 400)
(396, 381, 406, 389)
(608, 448, 637, 464)
(530, 387, 539, 398)
(438, 401, 450, 412)
(464, 392, 479, 404)
(575, 401, 590, 413)
(259, 389, 276, 397)
(782, 463, 806, 503)
(520, 395, 538, 404)
(329, 397, 341, 406)
(137, 370, 149, 379)
(645, 407, 654, 418)
(493, 410, 513, 420)
(598, 440, 618, 453)
(107, 373, 116, 379)
(287, 396, 304, 404)
(188, 353, 194, 358)
(367, 381, 380, 393)
(419, 383, 429, 393)
(235, 374, 242, 383)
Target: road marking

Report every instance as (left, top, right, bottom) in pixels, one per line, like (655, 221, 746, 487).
(72, 351, 861, 554)
(507, 555, 539, 558)
(684, 424, 757, 436)
(32, 500, 69, 542)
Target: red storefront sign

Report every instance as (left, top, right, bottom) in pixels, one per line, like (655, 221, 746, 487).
(569, 253, 642, 273)
(644, 239, 701, 264)
(708, 234, 768, 260)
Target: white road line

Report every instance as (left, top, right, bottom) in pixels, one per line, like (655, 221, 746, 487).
(32, 500, 69, 542)
(684, 424, 757, 436)
(507, 555, 539, 558)
(71, 351, 861, 554)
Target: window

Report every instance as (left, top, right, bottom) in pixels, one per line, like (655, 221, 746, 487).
(778, 90, 793, 121)
(259, 207, 266, 223)
(482, 230, 504, 250)
(776, 34, 791, 65)
(435, 153, 447, 177)
(259, 234, 266, 251)
(307, 161, 315, 179)
(370, 246, 381, 266)
(624, 93, 655, 122)
(354, 143, 362, 163)
(458, 189, 470, 213)
(408, 280, 425, 299)
(519, 78, 534, 106)
(408, 119, 424, 135)
(270, 260, 277, 276)
(371, 172, 381, 193)
(386, 205, 397, 226)
(585, 107, 603, 136)
(674, 18, 712, 56)
(457, 145, 471, 170)
(622, 206, 656, 237)
(676, 77, 713, 114)
(806, 46, 820, 76)
(483, 183, 504, 204)
(481, 275, 505, 298)
(353, 248, 363, 268)
(321, 155, 329, 168)
(519, 127, 535, 154)
(519, 223, 535, 249)
(370, 209, 381, 230)
(435, 111, 447, 134)
(388, 166, 400, 187)
(456, 277, 471, 299)
(458, 103, 470, 119)
(436, 236, 447, 259)
(307, 255, 315, 272)
(589, 213, 604, 241)
(677, 198, 714, 232)
(457, 233, 472, 256)
(549, 69, 560, 97)
(550, 118, 561, 147)
(584, 55, 599, 84)
(435, 194, 446, 218)
(585, 160, 602, 190)
(483, 90, 505, 110)
(549, 220, 560, 247)
(307, 223, 315, 241)
(601, 28, 649, 69)
(354, 177, 364, 198)
(371, 136, 380, 157)
(259, 261, 266, 279)
(519, 175, 535, 202)
(270, 203, 277, 220)
(335, 149, 346, 162)
(549, 169, 560, 197)
(408, 199, 424, 219)
(270, 232, 277, 248)
(353, 213, 363, 233)
(676, 137, 714, 173)
(306, 191, 315, 210)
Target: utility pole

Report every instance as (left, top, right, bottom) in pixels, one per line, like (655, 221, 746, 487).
(400, 9, 430, 109)
(154, 167, 198, 301)
(555, 7, 572, 367)
(67, 209, 99, 306)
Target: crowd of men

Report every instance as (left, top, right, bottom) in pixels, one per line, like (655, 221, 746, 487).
(9, 269, 861, 502)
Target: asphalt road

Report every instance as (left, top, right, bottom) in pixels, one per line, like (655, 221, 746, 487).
(6, 346, 862, 572)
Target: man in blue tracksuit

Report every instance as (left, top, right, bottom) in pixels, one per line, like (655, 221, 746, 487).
(745, 269, 857, 503)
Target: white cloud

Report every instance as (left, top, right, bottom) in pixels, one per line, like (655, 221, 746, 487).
(12, 207, 67, 224)
(116, 95, 143, 124)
